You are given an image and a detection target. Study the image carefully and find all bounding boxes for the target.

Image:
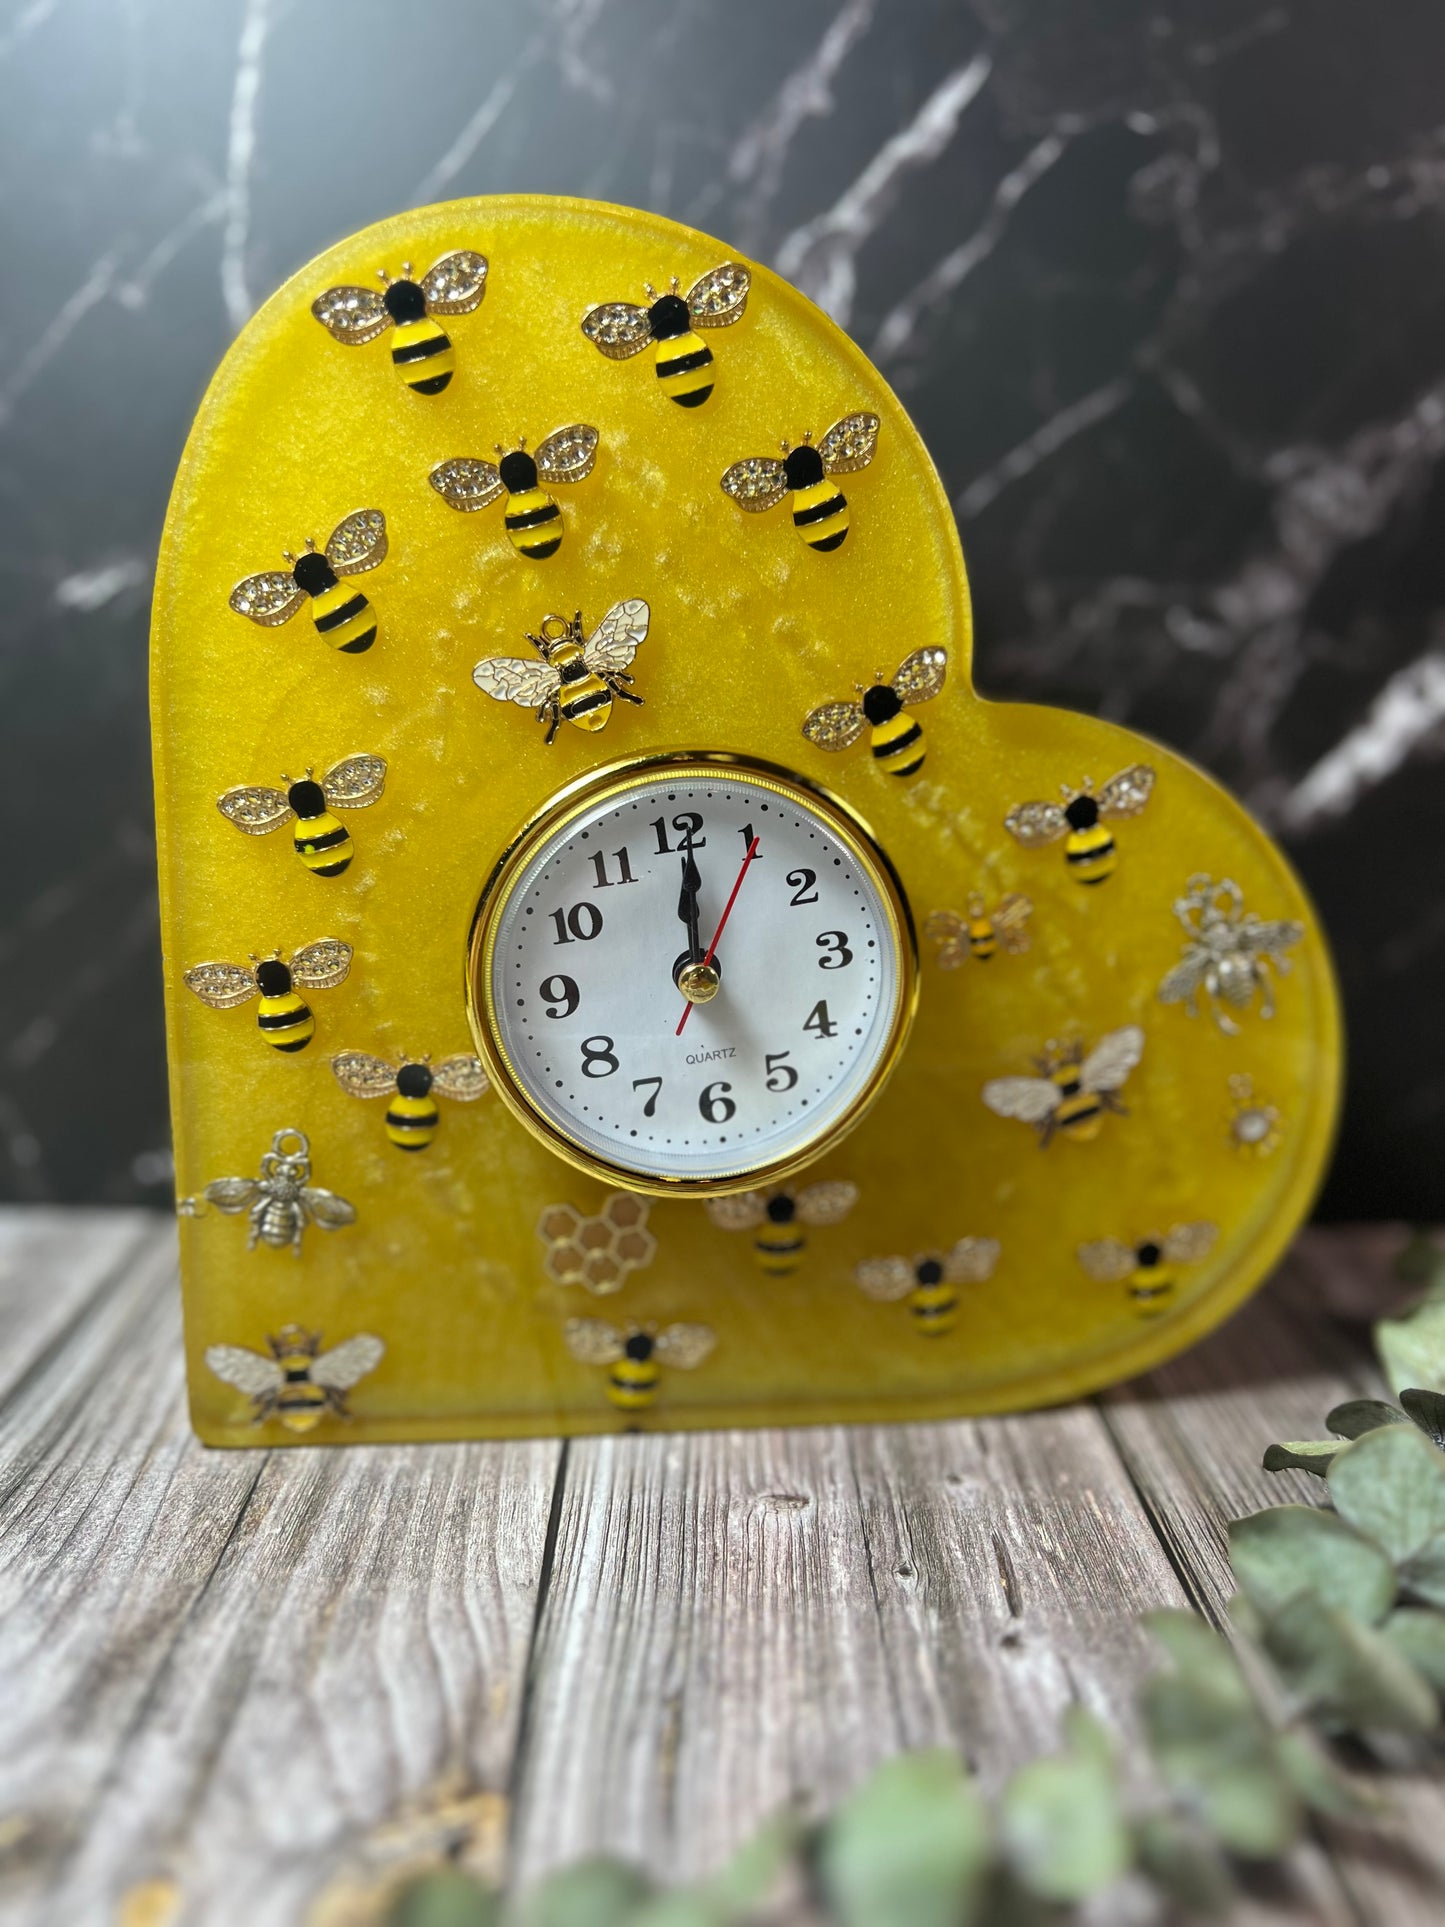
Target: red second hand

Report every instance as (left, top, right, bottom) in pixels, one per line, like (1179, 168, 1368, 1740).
(676, 835, 760, 1036)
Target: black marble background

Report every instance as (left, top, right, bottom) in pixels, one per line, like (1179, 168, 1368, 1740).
(2, 0, 1441, 1216)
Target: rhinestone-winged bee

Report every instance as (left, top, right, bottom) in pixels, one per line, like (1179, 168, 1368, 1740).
(1157, 875, 1304, 1033)
(802, 647, 948, 779)
(230, 509, 388, 655)
(720, 411, 879, 552)
(206, 1325, 384, 1432)
(429, 425, 599, 560)
(1004, 766, 1156, 885)
(216, 754, 387, 878)
(1077, 1221, 1219, 1318)
(330, 1051, 488, 1151)
(926, 893, 1033, 966)
(564, 1318, 716, 1413)
(855, 1237, 1001, 1336)
(581, 262, 751, 407)
(182, 1128, 355, 1255)
(311, 250, 488, 394)
(183, 940, 352, 1053)
(705, 1180, 858, 1275)
(474, 599, 648, 744)
(982, 1025, 1145, 1147)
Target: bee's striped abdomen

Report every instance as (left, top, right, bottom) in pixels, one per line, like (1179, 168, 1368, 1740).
(1064, 826, 1116, 884)
(869, 715, 925, 778)
(554, 645, 613, 733)
(790, 479, 849, 552)
(292, 811, 353, 877)
(754, 1231, 806, 1276)
(908, 1282, 960, 1335)
(276, 1368, 327, 1432)
(256, 991, 315, 1053)
(606, 1358, 660, 1410)
(504, 488, 563, 560)
(1128, 1264, 1175, 1317)
(308, 579, 377, 654)
(968, 920, 997, 960)
(654, 332, 714, 407)
(1056, 1090, 1104, 1141)
(384, 1092, 439, 1152)
(390, 317, 455, 395)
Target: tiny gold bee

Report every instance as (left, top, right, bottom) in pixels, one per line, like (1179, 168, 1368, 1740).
(538, 1195, 656, 1295)
(179, 1127, 355, 1255)
(330, 1051, 488, 1151)
(1004, 766, 1156, 885)
(1158, 875, 1304, 1033)
(474, 599, 648, 744)
(720, 411, 879, 552)
(183, 941, 352, 1053)
(429, 425, 599, 560)
(206, 1325, 384, 1431)
(216, 754, 387, 878)
(926, 893, 1033, 966)
(1077, 1221, 1219, 1318)
(855, 1237, 1001, 1336)
(563, 1319, 716, 1413)
(1227, 1073, 1282, 1156)
(982, 1025, 1145, 1147)
(802, 647, 948, 778)
(581, 262, 751, 406)
(230, 509, 387, 654)
(705, 1180, 858, 1275)
(311, 250, 488, 394)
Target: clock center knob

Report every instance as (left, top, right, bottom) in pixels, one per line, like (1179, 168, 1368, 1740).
(677, 960, 721, 1005)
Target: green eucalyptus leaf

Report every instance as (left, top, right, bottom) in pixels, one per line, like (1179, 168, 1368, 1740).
(1328, 1425, 1445, 1566)
(1325, 1400, 1406, 1440)
(1398, 1536, 1445, 1609)
(1262, 1593, 1438, 1735)
(388, 1868, 500, 1927)
(1378, 1297, 1445, 1397)
(1399, 1388, 1445, 1449)
(1000, 1746, 1128, 1902)
(1132, 1814, 1236, 1915)
(1143, 1611, 1253, 1706)
(1272, 1729, 1376, 1818)
(816, 1750, 989, 1927)
(703, 1814, 798, 1914)
(1263, 1441, 1340, 1478)
(1229, 1506, 1395, 1624)
(1383, 1607, 1445, 1691)
(516, 1859, 653, 1927)
(626, 1896, 716, 1927)
(1139, 1674, 1299, 1858)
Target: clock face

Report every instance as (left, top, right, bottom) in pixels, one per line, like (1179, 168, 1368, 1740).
(470, 757, 916, 1190)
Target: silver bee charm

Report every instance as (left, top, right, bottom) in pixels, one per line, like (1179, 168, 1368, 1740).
(1157, 876, 1304, 1033)
(178, 1128, 355, 1255)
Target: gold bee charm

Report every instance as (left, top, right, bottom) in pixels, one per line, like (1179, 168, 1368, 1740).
(925, 894, 1032, 966)
(1227, 1074, 1282, 1156)
(705, 1180, 858, 1275)
(183, 941, 352, 1053)
(216, 754, 386, 878)
(855, 1237, 1000, 1336)
(179, 1128, 355, 1255)
(720, 411, 879, 552)
(982, 1026, 1145, 1147)
(563, 1319, 716, 1413)
(1077, 1221, 1219, 1318)
(206, 1325, 384, 1431)
(1157, 875, 1304, 1032)
(582, 263, 750, 406)
(230, 509, 387, 654)
(429, 425, 599, 560)
(330, 1051, 488, 1151)
(537, 1195, 656, 1295)
(474, 599, 649, 744)
(1004, 766, 1155, 885)
(311, 250, 488, 394)
(802, 647, 948, 778)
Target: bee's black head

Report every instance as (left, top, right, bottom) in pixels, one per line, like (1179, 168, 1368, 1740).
(1136, 1240, 1162, 1269)
(286, 778, 326, 818)
(915, 1258, 944, 1286)
(1065, 793, 1099, 831)
(648, 291, 690, 340)
(500, 449, 538, 492)
(382, 277, 426, 323)
(625, 1332, 655, 1362)
(766, 1194, 797, 1224)
(255, 959, 292, 997)
(784, 443, 825, 490)
(862, 684, 901, 725)
(291, 550, 337, 597)
(396, 1062, 434, 1098)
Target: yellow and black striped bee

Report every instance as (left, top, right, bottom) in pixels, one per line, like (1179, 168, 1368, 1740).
(311, 250, 488, 394)
(473, 599, 648, 744)
(429, 425, 599, 561)
(1004, 766, 1156, 885)
(705, 1180, 858, 1275)
(854, 1238, 1001, 1336)
(982, 1025, 1145, 1147)
(563, 1319, 716, 1413)
(206, 1325, 384, 1431)
(802, 647, 948, 779)
(182, 940, 352, 1053)
(230, 509, 388, 654)
(581, 262, 751, 407)
(216, 753, 387, 878)
(720, 411, 879, 552)
(926, 893, 1033, 966)
(1077, 1221, 1219, 1317)
(330, 1050, 489, 1151)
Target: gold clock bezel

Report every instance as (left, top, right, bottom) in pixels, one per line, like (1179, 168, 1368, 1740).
(465, 749, 920, 1198)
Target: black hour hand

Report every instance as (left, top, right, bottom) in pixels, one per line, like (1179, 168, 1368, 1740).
(677, 853, 703, 959)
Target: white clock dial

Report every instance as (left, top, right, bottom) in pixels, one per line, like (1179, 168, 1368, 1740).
(471, 758, 916, 1191)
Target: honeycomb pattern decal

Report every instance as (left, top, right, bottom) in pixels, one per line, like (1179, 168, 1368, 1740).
(537, 1194, 656, 1296)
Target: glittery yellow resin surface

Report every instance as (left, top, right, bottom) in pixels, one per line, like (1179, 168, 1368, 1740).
(152, 196, 1341, 1445)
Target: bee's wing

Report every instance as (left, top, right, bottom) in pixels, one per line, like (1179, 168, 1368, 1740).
(430, 457, 505, 511)
(802, 702, 867, 752)
(584, 598, 650, 675)
(924, 910, 969, 969)
(1163, 1221, 1219, 1265)
(216, 785, 292, 834)
(1157, 953, 1210, 1004)
(1077, 1238, 1137, 1283)
(945, 1237, 1001, 1284)
(419, 249, 489, 315)
(993, 894, 1033, 952)
(580, 301, 654, 358)
(183, 962, 258, 1010)
(311, 284, 391, 343)
(474, 656, 562, 708)
(206, 1343, 283, 1395)
(288, 939, 353, 989)
(1080, 1025, 1145, 1092)
(982, 1077, 1061, 1123)
(309, 1333, 385, 1390)
(890, 646, 948, 707)
(795, 1181, 859, 1227)
(688, 261, 750, 327)
(654, 1324, 716, 1370)
(1096, 765, 1156, 819)
(330, 1051, 398, 1098)
(322, 752, 388, 809)
(325, 509, 388, 577)
(536, 423, 599, 484)
(720, 457, 789, 511)
(430, 1055, 489, 1102)
(705, 1192, 768, 1231)
(1004, 800, 1068, 847)
(1238, 918, 1304, 956)
(300, 1186, 357, 1231)
(565, 1318, 625, 1365)
(229, 572, 305, 627)
(818, 411, 880, 475)
(854, 1257, 916, 1303)
(202, 1177, 262, 1213)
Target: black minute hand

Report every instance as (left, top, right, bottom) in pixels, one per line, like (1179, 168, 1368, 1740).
(677, 851, 703, 962)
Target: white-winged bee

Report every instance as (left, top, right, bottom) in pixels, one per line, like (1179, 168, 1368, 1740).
(429, 424, 599, 560)
(926, 893, 1033, 966)
(230, 509, 388, 654)
(705, 1180, 858, 1275)
(474, 599, 648, 744)
(216, 753, 387, 878)
(855, 1237, 1001, 1336)
(802, 647, 948, 779)
(311, 250, 488, 394)
(1157, 875, 1304, 1033)
(206, 1324, 384, 1431)
(982, 1025, 1145, 1147)
(582, 262, 751, 406)
(537, 1195, 656, 1296)
(564, 1319, 716, 1413)
(330, 1051, 488, 1151)
(182, 940, 352, 1053)
(1077, 1221, 1219, 1317)
(720, 411, 879, 552)
(181, 1128, 355, 1255)
(1004, 766, 1156, 884)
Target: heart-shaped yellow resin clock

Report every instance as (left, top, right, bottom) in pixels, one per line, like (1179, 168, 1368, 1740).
(151, 194, 1340, 1443)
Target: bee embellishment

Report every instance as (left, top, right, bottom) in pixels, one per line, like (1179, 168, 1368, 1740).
(311, 251, 488, 394)
(1004, 766, 1155, 885)
(216, 753, 386, 878)
(206, 1325, 384, 1431)
(982, 1025, 1145, 1147)
(926, 894, 1032, 966)
(179, 1128, 355, 1255)
(429, 425, 599, 560)
(474, 599, 648, 744)
(582, 263, 751, 406)
(330, 1051, 488, 1151)
(705, 1180, 858, 1275)
(802, 647, 948, 779)
(183, 941, 352, 1053)
(720, 411, 879, 552)
(855, 1238, 1000, 1336)
(563, 1319, 716, 1413)
(1157, 875, 1304, 1033)
(1077, 1222, 1219, 1318)
(1227, 1074, 1282, 1156)
(230, 510, 387, 654)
